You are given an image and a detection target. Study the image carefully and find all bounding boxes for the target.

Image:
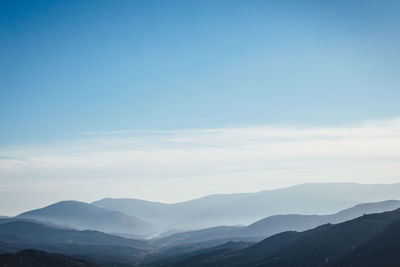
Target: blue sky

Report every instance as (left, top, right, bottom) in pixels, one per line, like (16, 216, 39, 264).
(1, 0, 400, 145)
(1, 1, 400, 214)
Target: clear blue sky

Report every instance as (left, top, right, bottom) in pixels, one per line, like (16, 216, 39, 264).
(1, 0, 400, 145)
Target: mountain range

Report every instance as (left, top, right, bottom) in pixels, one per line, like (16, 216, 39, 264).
(93, 183, 400, 230)
(1, 183, 400, 266)
(153, 200, 400, 246)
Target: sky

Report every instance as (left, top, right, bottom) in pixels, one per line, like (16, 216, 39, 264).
(1, 0, 400, 215)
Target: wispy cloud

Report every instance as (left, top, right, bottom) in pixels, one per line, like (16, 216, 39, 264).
(1, 117, 400, 215)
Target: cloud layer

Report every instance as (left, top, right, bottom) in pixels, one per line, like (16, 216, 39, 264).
(1, 118, 400, 215)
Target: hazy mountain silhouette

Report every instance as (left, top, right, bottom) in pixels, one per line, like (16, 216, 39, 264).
(170, 208, 400, 267)
(18, 200, 156, 236)
(153, 200, 400, 246)
(92, 198, 170, 224)
(0, 217, 73, 230)
(93, 183, 400, 230)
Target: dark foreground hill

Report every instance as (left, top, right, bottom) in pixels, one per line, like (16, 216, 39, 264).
(331, 217, 400, 267)
(169, 208, 400, 267)
(0, 249, 98, 267)
(18, 200, 156, 237)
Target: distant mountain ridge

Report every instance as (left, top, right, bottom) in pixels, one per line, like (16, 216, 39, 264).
(17, 200, 156, 236)
(13, 183, 400, 238)
(93, 183, 400, 230)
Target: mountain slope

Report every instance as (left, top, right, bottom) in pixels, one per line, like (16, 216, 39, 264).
(0, 220, 147, 248)
(332, 217, 400, 267)
(171, 208, 400, 267)
(18, 200, 156, 236)
(91, 198, 170, 225)
(243, 199, 400, 236)
(0, 220, 149, 266)
(93, 183, 400, 230)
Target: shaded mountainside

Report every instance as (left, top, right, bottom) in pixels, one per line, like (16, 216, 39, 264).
(0, 220, 150, 266)
(0, 220, 147, 248)
(0, 240, 18, 254)
(154, 200, 400, 246)
(144, 240, 256, 267)
(147, 241, 253, 267)
(152, 226, 246, 247)
(18, 200, 156, 236)
(331, 217, 400, 267)
(243, 199, 400, 236)
(0, 249, 98, 267)
(169, 208, 400, 267)
(93, 183, 400, 230)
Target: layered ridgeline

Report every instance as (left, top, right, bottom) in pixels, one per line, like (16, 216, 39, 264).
(1, 199, 400, 266)
(168, 208, 400, 267)
(13, 183, 400, 238)
(153, 200, 400, 246)
(17, 201, 157, 237)
(93, 183, 400, 231)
